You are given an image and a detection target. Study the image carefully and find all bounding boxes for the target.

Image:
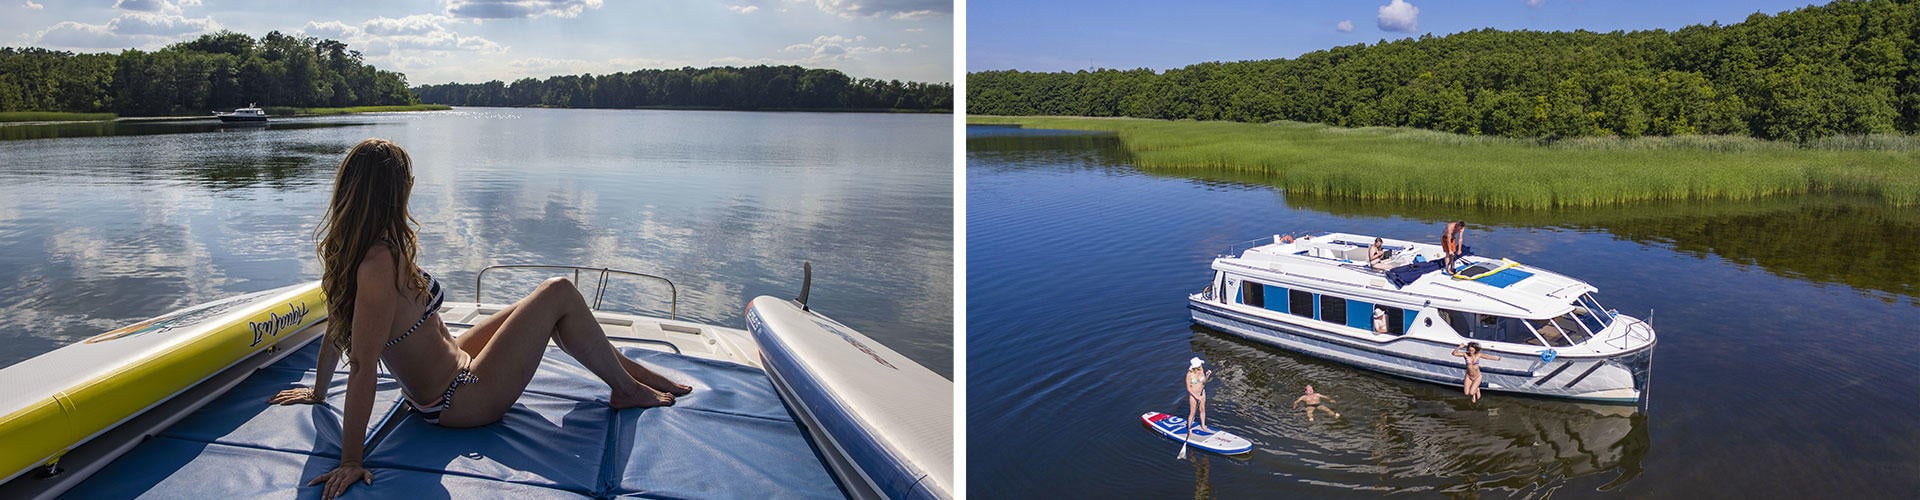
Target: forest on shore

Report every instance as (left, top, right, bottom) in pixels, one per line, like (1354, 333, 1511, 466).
(968, 0, 1918, 142)
(0, 31, 416, 117)
(412, 66, 954, 112)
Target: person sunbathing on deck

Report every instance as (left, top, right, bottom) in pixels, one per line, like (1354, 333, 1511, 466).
(1368, 237, 1393, 270)
(266, 138, 692, 500)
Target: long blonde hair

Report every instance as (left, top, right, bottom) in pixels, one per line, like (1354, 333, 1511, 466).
(315, 138, 427, 361)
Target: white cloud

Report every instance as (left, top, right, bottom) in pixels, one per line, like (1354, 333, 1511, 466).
(35, 21, 123, 48)
(1336, 19, 1354, 33)
(1526, 0, 1545, 7)
(109, 12, 217, 36)
(301, 15, 503, 56)
(444, 0, 604, 19)
(23, 1, 43, 10)
(112, 0, 200, 15)
(811, 0, 949, 19)
(504, 56, 689, 77)
(1377, 0, 1419, 33)
(726, 5, 758, 14)
(781, 34, 902, 63)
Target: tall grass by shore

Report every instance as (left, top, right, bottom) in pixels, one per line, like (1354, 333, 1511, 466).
(0, 112, 117, 123)
(968, 116, 1920, 207)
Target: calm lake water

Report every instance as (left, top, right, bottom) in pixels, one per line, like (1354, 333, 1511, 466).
(0, 108, 953, 378)
(966, 127, 1918, 498)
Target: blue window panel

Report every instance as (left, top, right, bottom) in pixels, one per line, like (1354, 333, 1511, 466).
(1263, 285, 1288, 314)
(1347, 300, 1374, 330)
(1312, 294, 1321, 320)
(1403, 309, 1418, 333)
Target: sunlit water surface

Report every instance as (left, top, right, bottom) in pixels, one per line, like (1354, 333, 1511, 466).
(0, 108, 953, 378)
(966, 127, 1917, 498)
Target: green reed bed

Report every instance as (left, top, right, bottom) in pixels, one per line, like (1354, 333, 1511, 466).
(969, 116, 1920, 208)
(0, 111, 117, 123)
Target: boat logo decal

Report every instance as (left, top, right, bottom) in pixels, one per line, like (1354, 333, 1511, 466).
(248, 302, 310, 347)
(812, 319, 898, 370)
(84, 293, 260, 343)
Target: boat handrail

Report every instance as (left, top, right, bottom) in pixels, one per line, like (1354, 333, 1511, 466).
(474, 264, 677, 319)
(1602, 316, 1654, 350)
(1221, 233, 1302, 257)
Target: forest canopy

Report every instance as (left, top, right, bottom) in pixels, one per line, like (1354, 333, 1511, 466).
(0, 31, 417, 116)
(967, 0, 1919, 142)
(412, 66, 954, 112)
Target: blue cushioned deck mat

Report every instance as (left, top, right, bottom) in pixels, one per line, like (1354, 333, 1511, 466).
(1476, 268, 1535, 288)
(62, 340, 842, 499)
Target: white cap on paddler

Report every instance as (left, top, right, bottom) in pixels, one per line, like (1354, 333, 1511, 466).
(1190, 357, 1205, 369)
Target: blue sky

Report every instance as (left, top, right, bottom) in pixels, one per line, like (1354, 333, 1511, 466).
(5, 0, 953, 84)
(968, 0, 1834, 72)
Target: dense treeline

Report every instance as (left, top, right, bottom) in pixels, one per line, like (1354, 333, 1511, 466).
(413, 66, 953, 112)
(969, 0, 1919, 142)
(0, 31, 416, 117)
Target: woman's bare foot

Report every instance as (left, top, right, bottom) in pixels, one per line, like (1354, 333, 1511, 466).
(610, 385, 674, 409)
(625, 363, 694, 396)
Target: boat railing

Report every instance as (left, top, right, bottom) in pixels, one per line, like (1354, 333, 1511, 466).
(474, 264, 677, 319)
(1601, 316, 1654, 350)
(1221, 233, 1299, 257)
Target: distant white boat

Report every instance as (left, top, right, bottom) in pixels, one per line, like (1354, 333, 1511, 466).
(1190, 232, 1656, 405)
(213, 104, 267, 125)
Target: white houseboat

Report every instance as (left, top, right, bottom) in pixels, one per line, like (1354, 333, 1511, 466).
(1189, 232, 1655, 405)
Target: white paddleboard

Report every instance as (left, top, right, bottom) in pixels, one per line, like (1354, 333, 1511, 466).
(1141, 411, 1253, 455)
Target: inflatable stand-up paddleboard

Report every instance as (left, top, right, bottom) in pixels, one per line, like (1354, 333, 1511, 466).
(0, 282, 326, 484)
(1141, 412, 1254, 455)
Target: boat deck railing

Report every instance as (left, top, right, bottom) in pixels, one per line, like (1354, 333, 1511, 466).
(474, 264, 677, 319)
(1222, 233, 1303, 257)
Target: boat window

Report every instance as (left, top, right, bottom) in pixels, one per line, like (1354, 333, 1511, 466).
(1525, 318, 1574, 347)
(1320, 295, 1347, 325)
(1239, 280, 1264, 308)
(1574, 293, 1612, 333)
(1386, 307, 1407, 335)
(1262, 285, 1288, 314)
(1551, 313, 1593, 345)
(1288, 289, 1314, 319)
(1441, 309, 1473, 337)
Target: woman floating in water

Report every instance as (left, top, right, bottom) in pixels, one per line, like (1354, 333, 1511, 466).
(267, 138, 691, 500)
(1185, 357, 1212, 434)
(1291, 385, 1340, 422)
(1451, 342, 1501, 403)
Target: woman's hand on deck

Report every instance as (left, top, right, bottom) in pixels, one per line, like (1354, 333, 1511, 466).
(268, 387, 324, 405)
(308, 461, 373, 499)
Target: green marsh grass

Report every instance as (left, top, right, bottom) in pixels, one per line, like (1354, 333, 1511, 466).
(969, 116, 1920, 208)
(0, 112, 116, 123)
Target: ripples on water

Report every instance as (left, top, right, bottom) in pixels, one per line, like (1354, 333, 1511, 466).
(966, 126, 1918, 498)
(0, 109, 953, 378)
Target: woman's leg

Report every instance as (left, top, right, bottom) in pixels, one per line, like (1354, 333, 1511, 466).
(1198, 396, 1208, 431)
(456, 278, 672, 422)
(1186, 395, 1197, 434)
(458, 300, 689, 395)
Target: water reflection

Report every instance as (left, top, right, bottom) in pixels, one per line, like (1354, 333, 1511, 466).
(1190, 327, 1650, 496)
(0, 119, 373, 141)
(0, 110, 953, 378)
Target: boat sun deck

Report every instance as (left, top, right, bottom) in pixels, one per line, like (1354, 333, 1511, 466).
(53, 306, 845, 499)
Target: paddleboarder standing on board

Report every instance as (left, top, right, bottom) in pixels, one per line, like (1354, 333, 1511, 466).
(1186, 357, 1213, 434)
(1291, 385, 1341, 422)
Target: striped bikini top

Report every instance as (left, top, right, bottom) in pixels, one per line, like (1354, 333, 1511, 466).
(384, 269, 445, 348)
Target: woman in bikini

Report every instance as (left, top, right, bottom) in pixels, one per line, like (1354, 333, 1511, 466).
(1185, 357, 1212, 434)
(266, 139, 691, 500)
(1450, 341, 1501, 403)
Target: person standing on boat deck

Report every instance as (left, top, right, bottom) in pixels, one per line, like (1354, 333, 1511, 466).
(1367, 237, 1393, 270)
(1185, 357, 1213, 434)
(1451, 342, 1502, 403)
(1292, 385, 1341, 421)
(267, 138, 692, 500)
(1442, 221, 1467, 272)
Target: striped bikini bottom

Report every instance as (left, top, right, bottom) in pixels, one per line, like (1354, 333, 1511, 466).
(407, 369, 479, 425)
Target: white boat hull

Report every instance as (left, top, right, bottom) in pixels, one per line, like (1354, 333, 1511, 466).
(1190, 298, 1653, 404)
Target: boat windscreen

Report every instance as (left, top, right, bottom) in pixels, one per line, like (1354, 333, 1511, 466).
(1574, 293, 1612, 334)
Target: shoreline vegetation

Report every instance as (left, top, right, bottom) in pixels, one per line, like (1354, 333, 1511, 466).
(412, 65, 953, 113)
(968, 116, 1920, 208)
(0, 105, 452, 125)
(967, 0, 1917, 143)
